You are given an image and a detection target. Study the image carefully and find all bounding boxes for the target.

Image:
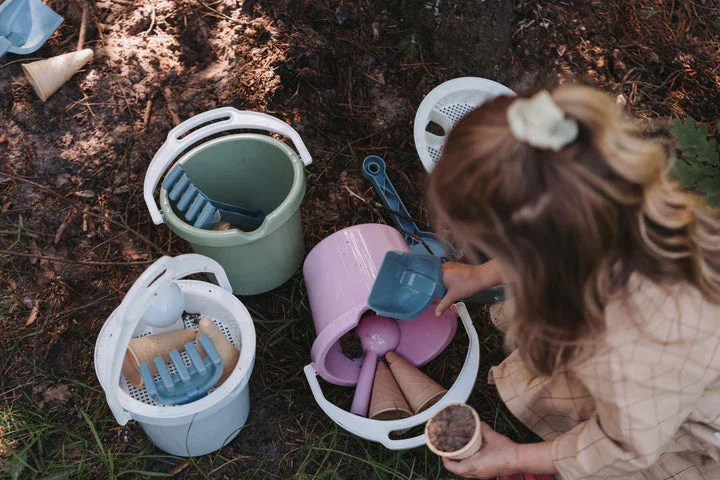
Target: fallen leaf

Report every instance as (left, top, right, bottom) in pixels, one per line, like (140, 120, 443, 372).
(25, 303, 39, 326)
(74, 190, 95, 198)
(0, 134, 5, 143)
(0, 425, 18, 457)
(169, 462, 191, 475)
(33, 383, 72, 408)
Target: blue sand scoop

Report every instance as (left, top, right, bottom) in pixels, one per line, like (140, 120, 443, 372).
(161, 165, 266, 231)
(362, 155, 456, 260)
(368, 251, 505, 320)
(139, 334, 223, 406)
(0, 0, 63, 59)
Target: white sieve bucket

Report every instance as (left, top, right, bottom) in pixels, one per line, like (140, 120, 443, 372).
(414, 77, 516, 172)
(94, 254, 256, 456)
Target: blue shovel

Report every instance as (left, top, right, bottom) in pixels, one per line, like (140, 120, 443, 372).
(368, 251, 505, 320)
(362, 155, 456, 260)
(0, 0, 63, 59)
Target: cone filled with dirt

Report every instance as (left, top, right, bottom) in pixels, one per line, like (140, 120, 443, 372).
(385, 351, 447, 413)
(196, 317, 240, 386)
(425, 403, 482, 460)
(22, 49, 94, 102)
(122, 328, 196, 387)
(368, 360, 413, 420)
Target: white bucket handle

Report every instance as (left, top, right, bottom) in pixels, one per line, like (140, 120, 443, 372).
(303, 302, 480, 450)
(143, 107, 313, 225)
(97, 254, 233, 425)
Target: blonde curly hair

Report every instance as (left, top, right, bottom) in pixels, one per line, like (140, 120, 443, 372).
(427, 85, 720, 375)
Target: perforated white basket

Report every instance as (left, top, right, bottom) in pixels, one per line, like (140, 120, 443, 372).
(94, 254, 256, 456)
(414, 77, 516, 172)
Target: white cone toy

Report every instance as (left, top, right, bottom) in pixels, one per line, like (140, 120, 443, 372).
(22, 49, 93, 102)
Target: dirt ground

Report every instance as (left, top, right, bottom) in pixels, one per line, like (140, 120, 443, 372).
(1, 0, 719, 478)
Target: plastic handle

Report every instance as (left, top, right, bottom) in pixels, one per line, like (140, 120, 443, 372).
(144, 107, 313, 225)
(304, 302, 480, 450)
(361, 156, 421, 242)
(349, 351, 377, 416)
(99, 254, 233, 425)
(464, 285, 505, 305)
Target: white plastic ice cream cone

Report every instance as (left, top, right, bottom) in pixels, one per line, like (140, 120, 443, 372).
(22, 49, 94, 102)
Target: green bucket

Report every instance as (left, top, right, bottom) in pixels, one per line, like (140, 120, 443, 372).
(144, 108, 312, 295)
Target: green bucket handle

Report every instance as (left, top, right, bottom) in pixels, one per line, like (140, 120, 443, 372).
(144, 107, 313, 226)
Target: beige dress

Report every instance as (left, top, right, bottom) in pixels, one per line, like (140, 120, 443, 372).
(487, 276, 720, 479)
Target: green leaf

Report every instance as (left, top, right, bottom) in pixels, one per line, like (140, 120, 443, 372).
(670, 158, 705, 187)
(670, 117, 720, 166)
(699, 164, 720, 176)
(670, 117, 720, 196)
(698, 176, 720, 197)
(706, 191, 720, 207)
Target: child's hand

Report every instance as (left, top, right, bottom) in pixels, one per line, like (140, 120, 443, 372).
(435, 260, 502, 316)
(441, 422, 519, 478)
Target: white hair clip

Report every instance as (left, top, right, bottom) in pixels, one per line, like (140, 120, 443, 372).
(507, 90, 578, 151)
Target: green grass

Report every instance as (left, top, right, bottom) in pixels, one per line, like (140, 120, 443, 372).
(288, 426, 446, 480)
(0, 315, 534, 479)
(0, 385, 179, 479)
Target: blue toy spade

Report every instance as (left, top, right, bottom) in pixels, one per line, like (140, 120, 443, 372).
(362, 155, 456, 260)
(368, 251, 505, 320)
(0, 0, 63, 59)
(161, 165, 266, 231)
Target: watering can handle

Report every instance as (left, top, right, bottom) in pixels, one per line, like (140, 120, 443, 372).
(97, 254, 232, 425)
(143, 107, 313, 225)
(361, 155, 423, 243)
(304, 302, 480, 450)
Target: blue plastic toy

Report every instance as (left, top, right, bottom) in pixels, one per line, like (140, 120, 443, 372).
(362, 155, 456, 259)
(0, 0, 63, 59)
(161, 165, 266, 231)
(368, 251, 505, 320)
(139, 334, 224, 406)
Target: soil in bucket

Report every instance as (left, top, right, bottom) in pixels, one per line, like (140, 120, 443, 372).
(339, 330, 363, 359)
(426, 404, 476, 452)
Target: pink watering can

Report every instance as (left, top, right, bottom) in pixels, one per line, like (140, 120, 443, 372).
(303, 224, 481, 449)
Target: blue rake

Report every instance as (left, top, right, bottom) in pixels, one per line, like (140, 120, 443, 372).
(161, 165, 266, 231)
(139, 334, 223, 406)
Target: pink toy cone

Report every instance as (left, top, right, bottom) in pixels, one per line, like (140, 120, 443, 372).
(22, 49, 94, 102)
(385, 351, 447, 413)
(122, 328, 196, 387)
(196, 317, 240, 386)
(368, 360, 412, 420)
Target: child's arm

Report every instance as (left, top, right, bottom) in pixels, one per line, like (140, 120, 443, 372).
(435, 259, 504, 315)
(442, 422, 557, 478)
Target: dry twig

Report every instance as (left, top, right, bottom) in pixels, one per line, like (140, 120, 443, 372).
(77, 3, 89, 51)
(162, 87, 182, 125)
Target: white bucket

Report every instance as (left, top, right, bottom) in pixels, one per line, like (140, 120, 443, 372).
(303, 302, 480, 450)
(94, 254, 256, 456)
